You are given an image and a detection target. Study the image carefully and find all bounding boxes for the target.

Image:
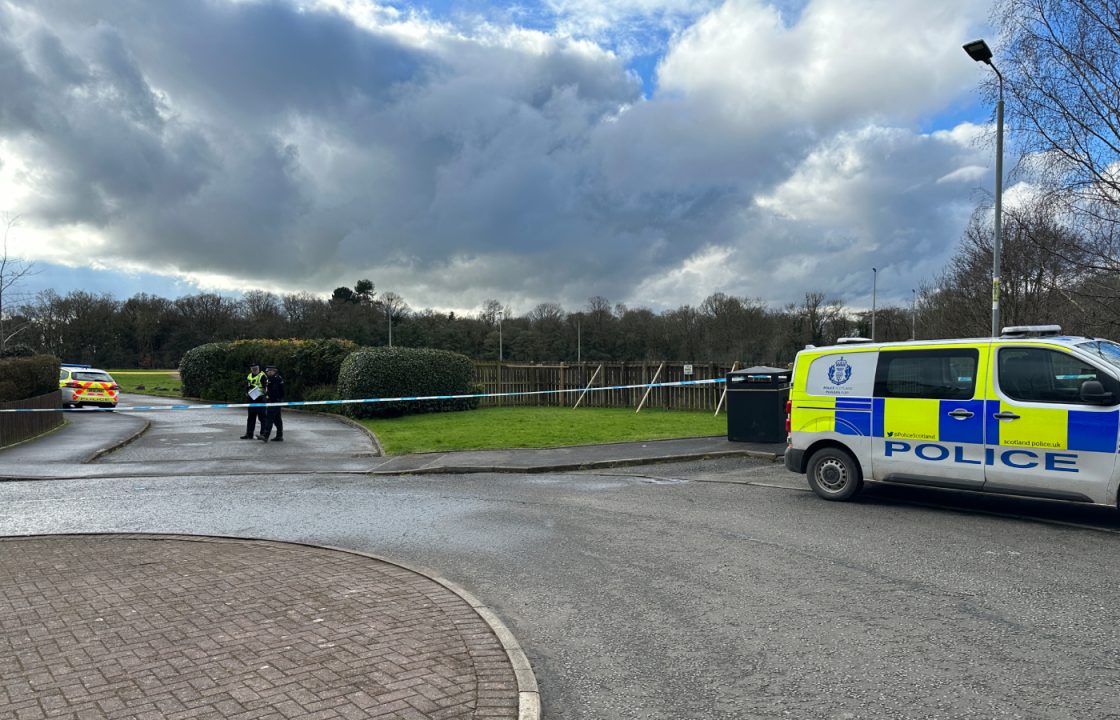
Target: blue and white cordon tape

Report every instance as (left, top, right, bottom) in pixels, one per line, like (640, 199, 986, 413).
(0, 378, 727, 413)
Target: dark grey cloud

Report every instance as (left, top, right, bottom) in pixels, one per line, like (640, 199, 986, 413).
(1, 0, 992, 313)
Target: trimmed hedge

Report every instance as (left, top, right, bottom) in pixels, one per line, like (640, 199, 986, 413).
(338, 347, 479, 418)
(179, 339, 358, 402)
(0, 354, 60, 402)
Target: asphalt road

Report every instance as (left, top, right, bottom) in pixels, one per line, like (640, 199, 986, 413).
(3, 444, 1120, 719)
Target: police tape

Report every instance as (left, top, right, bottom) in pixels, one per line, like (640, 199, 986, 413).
(0, 378, 728, 413)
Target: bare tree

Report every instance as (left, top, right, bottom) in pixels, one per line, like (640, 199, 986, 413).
(0, 214, 38, 353)
(995, 0, 1120, 248)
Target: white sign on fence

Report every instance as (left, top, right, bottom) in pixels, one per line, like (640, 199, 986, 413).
(683, 364, 693, 376)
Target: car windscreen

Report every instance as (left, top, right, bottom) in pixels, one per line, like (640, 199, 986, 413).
(1077, 340, 1120, 371)
(73, 372, 114, 383)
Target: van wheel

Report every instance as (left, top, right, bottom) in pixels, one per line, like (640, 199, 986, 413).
(806, 447, 863, 501)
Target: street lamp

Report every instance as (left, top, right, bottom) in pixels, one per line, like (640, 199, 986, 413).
(911, 288, 917, 339)
(497, 313, 503, 362)
(871, 267, 877, 341)
(964, 38, 1004, 337)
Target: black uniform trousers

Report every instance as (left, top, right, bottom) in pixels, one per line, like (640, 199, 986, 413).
(261, 408, 283, 439)
(246, 400, 265, 436)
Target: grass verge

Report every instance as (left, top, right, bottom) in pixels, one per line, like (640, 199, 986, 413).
(107, 370, 182, 398)
(361, 406, 726, 455)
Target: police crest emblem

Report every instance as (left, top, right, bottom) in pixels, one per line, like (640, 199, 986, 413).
(828, 356, 852, 386)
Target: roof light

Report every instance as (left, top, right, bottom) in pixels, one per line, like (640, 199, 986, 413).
(836, 337, 874, 344)
(1000, 325, 1062, 338)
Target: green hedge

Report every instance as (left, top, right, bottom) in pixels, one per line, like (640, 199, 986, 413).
(179, 339, 358, 402)
(338, 347, 480, 418)
(0, 354, 60, 402)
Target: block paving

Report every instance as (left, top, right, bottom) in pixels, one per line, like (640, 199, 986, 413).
(0, 535, 519, 719)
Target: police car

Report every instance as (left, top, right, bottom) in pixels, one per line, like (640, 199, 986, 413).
(59, 364, 120, 408)
(784, 326, 1120, 507)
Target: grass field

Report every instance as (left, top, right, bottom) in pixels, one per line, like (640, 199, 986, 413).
(107, 370, 182, 398)
(361, 406, 727, 455)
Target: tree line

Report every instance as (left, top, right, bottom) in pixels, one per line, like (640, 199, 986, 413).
(0, 284, 915, 368)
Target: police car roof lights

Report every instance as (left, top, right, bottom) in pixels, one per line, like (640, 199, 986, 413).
(1000, 325, 1062, 338)
(836, 337, 874, 344)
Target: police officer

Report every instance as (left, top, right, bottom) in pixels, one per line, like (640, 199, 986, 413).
(258, 364, 284, 442)
(240, 362, 267, 439)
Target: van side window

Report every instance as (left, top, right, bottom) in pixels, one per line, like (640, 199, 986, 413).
(874, 349, 979, 400)
(998, 347, 1118, 405)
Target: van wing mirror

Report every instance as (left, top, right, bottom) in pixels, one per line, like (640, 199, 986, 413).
(1080, 379, 1114, 405)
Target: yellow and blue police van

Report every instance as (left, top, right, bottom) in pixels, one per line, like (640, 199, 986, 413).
(784, 326, 1120, 507)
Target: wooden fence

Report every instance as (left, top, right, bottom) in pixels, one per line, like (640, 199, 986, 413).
(474, 362, 742, 411)
(0, 390, 63, 448)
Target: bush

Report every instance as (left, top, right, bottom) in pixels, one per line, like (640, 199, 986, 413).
(0, 344, 35, 358)
(178, 343, 227, 399)
(178, 339, 357, 402)
(301, 384, 346, 414)
(338, 347, 479, 419)
(0, 354, 60, 402)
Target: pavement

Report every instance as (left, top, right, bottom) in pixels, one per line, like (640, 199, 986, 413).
(367, 436, 783, 475)
(0, 535, 531, 720)
(0, 394, 780, 720)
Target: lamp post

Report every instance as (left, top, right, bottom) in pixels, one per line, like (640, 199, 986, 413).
(964, 38, 1004, 337)
(498, 314, 503, 362)
(911, 288, 917, 339)
(871, 267, 878, 341)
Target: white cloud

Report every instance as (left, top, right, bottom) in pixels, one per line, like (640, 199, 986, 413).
(657, 0, 985, 130)
(0, 0, 997, 314)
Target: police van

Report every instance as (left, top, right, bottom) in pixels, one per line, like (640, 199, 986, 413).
(784, 326, 1120, 507)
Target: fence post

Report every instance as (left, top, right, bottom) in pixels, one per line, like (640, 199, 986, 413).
(635, 362, 664, 413)
(714, 361, 739, 416)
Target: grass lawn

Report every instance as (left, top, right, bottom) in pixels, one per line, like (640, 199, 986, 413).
(107, 370, 182, 398)
(361, 406, 728, 455)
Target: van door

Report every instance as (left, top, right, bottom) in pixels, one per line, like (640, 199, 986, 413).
(871, 346, 987, 490)
(984, 345, 1120, 504)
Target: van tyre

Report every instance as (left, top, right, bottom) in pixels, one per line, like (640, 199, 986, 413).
(807, 447, 863, 501)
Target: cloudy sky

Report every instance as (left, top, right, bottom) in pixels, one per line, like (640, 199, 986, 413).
(0, 0, 997, 314)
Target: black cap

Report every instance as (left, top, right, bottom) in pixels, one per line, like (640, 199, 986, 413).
(265, 365, 277, 370)
(249, 361, 260, 368)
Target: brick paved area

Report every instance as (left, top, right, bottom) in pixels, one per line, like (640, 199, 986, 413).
(0, 536, 520, 720)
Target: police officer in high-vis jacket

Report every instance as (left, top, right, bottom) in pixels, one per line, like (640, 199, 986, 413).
(240, 362, 267, 439)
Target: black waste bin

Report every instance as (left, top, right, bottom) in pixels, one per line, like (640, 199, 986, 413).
(726, 366, 791, 443)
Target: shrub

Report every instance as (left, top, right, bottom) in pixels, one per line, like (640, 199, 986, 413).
(301, 384, 345, 414)
(178, 343, 227, 399)
(0, 344, 35, 358)
(338, 347, 479, 419)
(0, 354, 60, 402)
(178, 339, 357, 402)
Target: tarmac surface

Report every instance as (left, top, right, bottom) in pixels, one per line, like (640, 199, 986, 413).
(0, 394, 779, 719)
(0, 394, 783, 481)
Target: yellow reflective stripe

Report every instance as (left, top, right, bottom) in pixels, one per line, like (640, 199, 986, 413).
(791, 396, 835, 433)
(999, 404, 1068, 450)
(882, 398, 940, 442)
